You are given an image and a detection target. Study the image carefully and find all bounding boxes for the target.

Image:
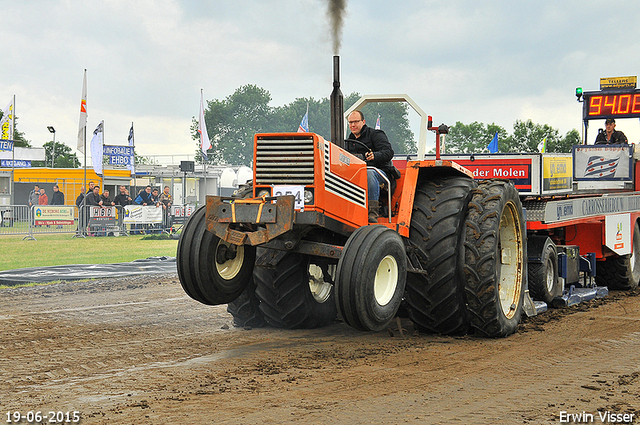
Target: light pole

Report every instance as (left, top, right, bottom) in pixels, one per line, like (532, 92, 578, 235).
(47, 126, 56, 168)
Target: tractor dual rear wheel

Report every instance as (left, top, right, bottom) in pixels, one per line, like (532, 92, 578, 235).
(405, 176, 477, 335)
(463, 180, 526, 338)
(254, 251, 337, 329)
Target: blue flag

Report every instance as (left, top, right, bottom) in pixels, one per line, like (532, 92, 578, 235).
(488, 131, 498, 153)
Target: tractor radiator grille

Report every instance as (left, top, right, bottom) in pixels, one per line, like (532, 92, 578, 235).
(255, 137, 315, 185)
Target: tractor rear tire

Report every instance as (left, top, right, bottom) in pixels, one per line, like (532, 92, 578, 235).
(463, 180, 525, 337)
(528, 238, 561, 304)
(254, 251, 337, 329)
(405, 176, 476, 335)
(177, 206, 212, 305)
(227, 276, 265, 328)
(335, 225, 407, 332)
(596, 221, 640, 290)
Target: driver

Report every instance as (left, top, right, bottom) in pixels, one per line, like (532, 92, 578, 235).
(346, 110, 395, 223)
(595, 118, 628, 144)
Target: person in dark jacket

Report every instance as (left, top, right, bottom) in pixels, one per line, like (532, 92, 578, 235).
(595, 118, 628, 144)
(100, 189, 115, 207)
(114, 185, 132, 207)
(85, 185, 102, 206)
(51, 185, 64, 205)
(346, 110, 395, 222)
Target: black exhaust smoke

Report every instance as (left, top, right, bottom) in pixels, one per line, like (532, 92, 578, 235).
(330, 55, 344, 148)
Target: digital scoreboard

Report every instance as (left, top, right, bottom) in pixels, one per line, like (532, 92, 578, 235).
(582, 88, 640, 121)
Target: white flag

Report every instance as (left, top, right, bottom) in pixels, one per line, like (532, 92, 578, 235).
(77, 70, 87, 153)
(199, 89, 211, 160)
(90, 121, 104, 175)
(0, 97, 14, 140)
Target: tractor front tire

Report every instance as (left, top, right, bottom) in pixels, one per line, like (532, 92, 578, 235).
(335, 225, 407, 332)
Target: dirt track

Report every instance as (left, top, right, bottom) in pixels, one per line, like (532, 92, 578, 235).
(2, 275, 640, 424)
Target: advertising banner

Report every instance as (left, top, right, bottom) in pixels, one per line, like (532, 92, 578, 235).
(542, 155, 572, 193)
(34, 206, 75, 226)
(172, 205, 196, 218)
(89, 206, 117, 226)
(123, 205, 163, 224)
(573, 145, 632, 181)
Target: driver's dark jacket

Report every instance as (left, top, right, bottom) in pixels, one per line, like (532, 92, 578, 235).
(346, 124, 395, 177)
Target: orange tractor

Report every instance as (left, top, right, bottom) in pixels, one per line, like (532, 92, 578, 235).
(177, 56, 526, 337)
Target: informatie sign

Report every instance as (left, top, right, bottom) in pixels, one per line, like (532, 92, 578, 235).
(123, 205, 163, 223)
(103, 145, 134, 166)
(573, 145, 632, 181)
(34, 206, 74, 226)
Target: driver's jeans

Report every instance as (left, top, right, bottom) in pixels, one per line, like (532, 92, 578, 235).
(367, 168, 388, 201)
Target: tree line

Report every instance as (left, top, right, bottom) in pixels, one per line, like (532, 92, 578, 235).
(194, 84, 581, 166)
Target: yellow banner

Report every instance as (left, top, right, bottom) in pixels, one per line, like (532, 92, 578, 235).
(600, 76, 637, 90)
(542, 156, 572, 191)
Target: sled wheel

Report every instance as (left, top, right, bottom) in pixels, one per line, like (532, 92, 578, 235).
(528, 237, 561, 304)
(335, 225, 407, 332)
(596, 221, 640, 290)
(463, 180, 525, 337)
(405, 176, 476, 335)
(176, 206, 211, 304)
(254, 251, 337, 329)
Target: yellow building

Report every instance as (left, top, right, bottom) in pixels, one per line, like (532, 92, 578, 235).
(11, 168, 133, 206)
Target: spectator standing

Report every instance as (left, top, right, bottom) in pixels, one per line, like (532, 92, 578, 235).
(76, 186, 86, 234)
(159, 186, 173, 231)
(134, 185, 156, 206)
(50, 184, 65, 229)
(150, 188, 161, 206)
(28, 184, 40, 207)
(38, 188, 49, 206)
(86, 181, 95, 194)
(86, 186, 102, 206)
(84, 186, 102, 236)
(100, 189, 115, 207)
(51, 185, 64, 205)
(114, 185, 132, 235)
(114, 185, 132, 207)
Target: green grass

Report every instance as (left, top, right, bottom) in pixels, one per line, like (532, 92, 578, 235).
(0, 233, 179, 271)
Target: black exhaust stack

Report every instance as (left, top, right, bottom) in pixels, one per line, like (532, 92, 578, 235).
(330, 55, 344, 149)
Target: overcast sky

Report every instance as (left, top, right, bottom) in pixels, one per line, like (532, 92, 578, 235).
(3, 0, 640, 164)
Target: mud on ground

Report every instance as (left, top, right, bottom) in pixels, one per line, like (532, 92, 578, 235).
(1, 276, 639, 424)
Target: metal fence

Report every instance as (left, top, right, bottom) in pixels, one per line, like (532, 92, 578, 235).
(0, 204, 196, 239)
